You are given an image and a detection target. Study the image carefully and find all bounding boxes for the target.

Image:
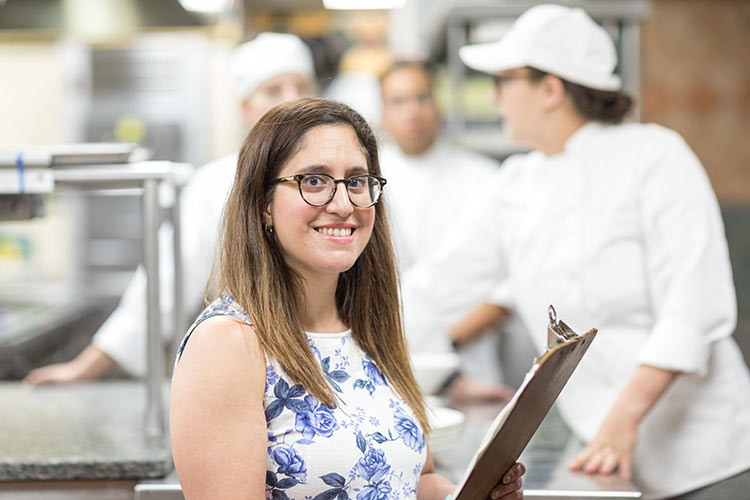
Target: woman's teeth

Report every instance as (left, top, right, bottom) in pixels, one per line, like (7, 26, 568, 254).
(316, 227, 352, 237)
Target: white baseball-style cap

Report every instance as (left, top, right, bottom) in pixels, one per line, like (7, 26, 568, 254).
(231, 32, 316, 100)
(459, 4, 621, 91)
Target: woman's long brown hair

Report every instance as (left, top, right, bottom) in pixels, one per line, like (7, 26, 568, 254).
(210, 98, 429, 433)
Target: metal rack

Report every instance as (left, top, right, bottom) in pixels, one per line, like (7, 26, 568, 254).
(52, 161, 193, 438)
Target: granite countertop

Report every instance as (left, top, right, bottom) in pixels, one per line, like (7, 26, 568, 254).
(0, 381, 171, 481)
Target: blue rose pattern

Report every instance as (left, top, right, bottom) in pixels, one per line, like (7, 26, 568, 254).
(295, 395, 339, 439)
(357, 480, 392, 500)
(353, 356, 387, 396)
(356, 447, 391, 482)
(273, 446, 308, 482)
(393, 409, 425, 453)
(179, 295, 426, 500)
(362, 357, 386, 386)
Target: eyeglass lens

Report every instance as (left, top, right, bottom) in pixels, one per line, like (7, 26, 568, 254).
(299, 174, 382, 207)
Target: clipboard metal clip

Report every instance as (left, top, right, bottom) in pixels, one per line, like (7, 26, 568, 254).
(547, 305, 578, 347)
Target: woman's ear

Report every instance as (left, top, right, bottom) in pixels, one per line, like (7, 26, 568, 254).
(263, 202, 273, 227)
(540, 74, 567, 111)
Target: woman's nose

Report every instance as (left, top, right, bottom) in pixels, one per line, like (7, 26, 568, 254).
(326, 185, 354, 215)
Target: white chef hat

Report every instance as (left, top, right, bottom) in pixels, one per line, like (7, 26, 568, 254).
(459, 4, 621, 91)
(231, 32, 316, 100)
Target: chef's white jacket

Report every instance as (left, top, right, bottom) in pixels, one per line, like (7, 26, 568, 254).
(402, 122, 750, 499)
(92, 153, 237, 376)
(380, 137, 509, 384)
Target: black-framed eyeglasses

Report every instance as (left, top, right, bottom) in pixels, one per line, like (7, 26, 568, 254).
(271, 173, 387, 208)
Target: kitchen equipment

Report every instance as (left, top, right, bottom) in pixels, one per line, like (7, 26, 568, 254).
(411, 351, 461, 395)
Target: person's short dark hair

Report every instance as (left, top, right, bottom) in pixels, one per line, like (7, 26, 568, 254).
(379, 59, 436, 89)
(526, 67, 633, 124)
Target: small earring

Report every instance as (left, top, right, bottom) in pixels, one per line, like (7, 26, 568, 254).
(263, 223, 274, 234)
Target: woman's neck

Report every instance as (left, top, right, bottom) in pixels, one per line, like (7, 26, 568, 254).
(536, 114, 586, 156)
(298, 274, 347, 333)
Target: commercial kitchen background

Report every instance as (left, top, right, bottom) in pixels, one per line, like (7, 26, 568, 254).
(0, 0, 749, 378)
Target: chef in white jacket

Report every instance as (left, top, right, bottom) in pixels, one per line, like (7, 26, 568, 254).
(379, 60, 512, 400)
(402, 4, 750, 499)
(25, 33, 316, 383)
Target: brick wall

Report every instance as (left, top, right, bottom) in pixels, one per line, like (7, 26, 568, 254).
(641, 0, 750, 204)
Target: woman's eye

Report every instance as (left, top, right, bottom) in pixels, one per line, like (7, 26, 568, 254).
(348, 178, 365, 189)
(262, 84, 282, 98)
(302, 175, 326, 187)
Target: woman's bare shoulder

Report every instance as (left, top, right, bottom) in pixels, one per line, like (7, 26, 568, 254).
(173, 315, 266, 395)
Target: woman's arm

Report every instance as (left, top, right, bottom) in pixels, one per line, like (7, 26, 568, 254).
(24, 344, 116, 384)
(449, 303, 509, 348)
(170, 317, 268, 499)
(569, 365, 678, 478)
(418, 447, 525, 500)
(417, 448, 455, 500)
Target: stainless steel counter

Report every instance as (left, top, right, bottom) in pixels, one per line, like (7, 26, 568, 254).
(0, 281, 118, 380)
(436, 400, 641, 499)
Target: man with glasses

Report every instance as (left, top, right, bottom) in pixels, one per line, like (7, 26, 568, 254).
(25, 33, 317, 384)
(379, 60, 514, 401)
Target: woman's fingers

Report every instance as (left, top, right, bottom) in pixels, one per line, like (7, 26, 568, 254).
(582, 450, 605, 474)
(618, 453, 632, 480)
(571, 445, 632, 478)
(488, 462, 526, 499)
(569, 446, 592, 471)
(489, 478, 522, 499)
(599, 451, 625, 475)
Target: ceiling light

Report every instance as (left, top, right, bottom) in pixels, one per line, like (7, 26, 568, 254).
(178, 0, 232, 14)
(322, 0, 405, 9)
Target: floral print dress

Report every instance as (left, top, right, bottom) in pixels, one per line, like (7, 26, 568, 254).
(175, 295, 427, 500)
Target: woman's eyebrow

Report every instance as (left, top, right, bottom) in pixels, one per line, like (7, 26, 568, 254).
(347, 166, 369, 176)
(295, 164, 370, 176)
(297, 164, 329, 174)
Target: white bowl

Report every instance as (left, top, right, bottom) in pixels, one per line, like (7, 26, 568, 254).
(411, 352, 461, 395)
(427, 406, 466, 464)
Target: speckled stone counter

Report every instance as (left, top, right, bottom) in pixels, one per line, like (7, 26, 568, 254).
(0, 381, 171, 481)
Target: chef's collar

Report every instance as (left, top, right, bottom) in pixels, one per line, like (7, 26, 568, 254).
(563, 121, 604, 155)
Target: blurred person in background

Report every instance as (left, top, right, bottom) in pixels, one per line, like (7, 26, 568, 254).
(169, 97, 526, 500)
(379, 60, 513, 402)
(402, 4, 750, 499)
(324, 11, 392, 126)
(25, 32, 317, 384)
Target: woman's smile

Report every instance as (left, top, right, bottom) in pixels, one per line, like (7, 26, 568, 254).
(313, 224, 356, 239)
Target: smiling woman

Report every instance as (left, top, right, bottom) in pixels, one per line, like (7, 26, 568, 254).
(169, 98, 526, 500)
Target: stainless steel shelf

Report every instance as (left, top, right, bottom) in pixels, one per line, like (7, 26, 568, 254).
(52, 161, 193, 439)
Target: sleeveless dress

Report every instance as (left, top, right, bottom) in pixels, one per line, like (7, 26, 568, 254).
(175, 294, 427, 500)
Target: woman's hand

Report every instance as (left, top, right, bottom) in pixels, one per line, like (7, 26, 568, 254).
(569, 365, 678, 479)
(487, 462, 525, 499)
(569, 410, 637, 478)
(23, 345, 116, 385)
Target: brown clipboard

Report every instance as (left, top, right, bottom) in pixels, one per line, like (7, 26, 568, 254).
(452, 306, 597, 500)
